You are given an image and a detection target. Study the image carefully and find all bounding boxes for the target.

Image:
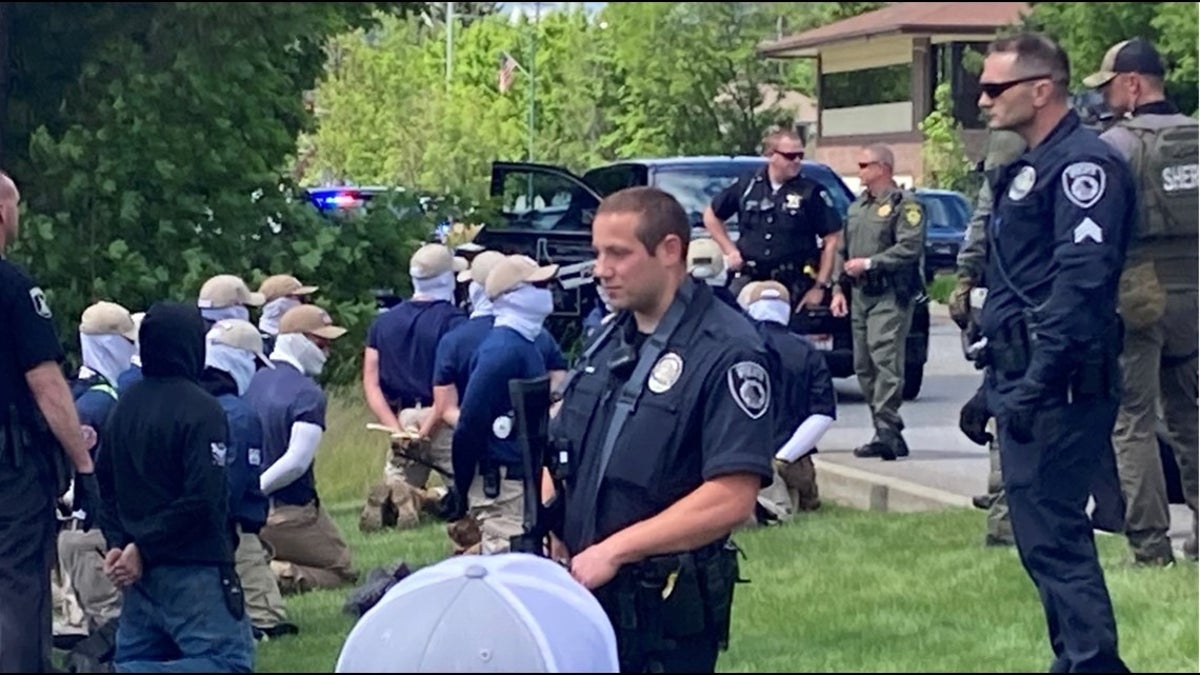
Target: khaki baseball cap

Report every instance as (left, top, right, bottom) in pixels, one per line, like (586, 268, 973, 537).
(1083, 38, 1166, 89)
(687, 238, 725, 276)
(410, 243, 469, 280)
(457, 250, 505, 284)
(80, 301, 138, 340)
(207, 318, 274, 368)
(485, 255, 559, 300)
(198, 274, 266, 309)
(744, 280, 791, 306)
(278, 304, 347, 340)
(258, 274, 318, 302)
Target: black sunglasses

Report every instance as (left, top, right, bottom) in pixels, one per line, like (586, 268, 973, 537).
(774, 150, 804, 161)
(857, 161, 879, 170)
(980, 74, 1052, 99)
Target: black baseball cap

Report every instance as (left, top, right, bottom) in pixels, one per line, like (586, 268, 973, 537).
(1083, 38, 1166, 88)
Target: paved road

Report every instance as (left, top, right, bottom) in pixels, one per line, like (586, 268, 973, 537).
(818, 302, 1192, 544)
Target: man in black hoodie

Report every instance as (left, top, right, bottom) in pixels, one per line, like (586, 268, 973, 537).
(95, 301, 255, 672)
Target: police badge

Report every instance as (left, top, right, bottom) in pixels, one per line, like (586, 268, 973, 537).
(876, 203, 892, 218)
(1008, 165, 1036, 201)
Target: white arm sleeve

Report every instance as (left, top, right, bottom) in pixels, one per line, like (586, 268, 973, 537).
(259, 421, 323, 496)
(775, 414, 835, 463)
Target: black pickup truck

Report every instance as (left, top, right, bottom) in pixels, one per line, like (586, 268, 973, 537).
(460, 156, 929, 399)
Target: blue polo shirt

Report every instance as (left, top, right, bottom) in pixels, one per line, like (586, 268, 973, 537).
(451, 327, 548, 496)
(366, 299, 466, 409)
(244, 360, 327, 507)
(72, 375, 118, 461)
(432, 315, 567, 395)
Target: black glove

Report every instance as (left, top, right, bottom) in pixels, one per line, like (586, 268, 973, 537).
(73, 472, 101, 532)
(958, 388, 993, 446)
(1005, 407, 1036, 444)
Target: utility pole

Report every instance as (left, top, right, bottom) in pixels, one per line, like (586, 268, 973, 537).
(445, 1, 454, 91)
(527, 1, 539, 162)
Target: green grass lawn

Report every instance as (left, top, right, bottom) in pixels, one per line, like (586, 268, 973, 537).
(255, 503, 1198, 673)
(250, 388, 1198, 672)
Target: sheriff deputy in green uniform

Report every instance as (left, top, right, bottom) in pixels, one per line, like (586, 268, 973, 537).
(830, 144, 926, 461)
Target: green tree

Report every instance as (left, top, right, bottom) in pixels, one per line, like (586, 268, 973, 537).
(919, 82, 979, 195)
(2, 2, 430, 377)
(1023, 3, 1197, 114)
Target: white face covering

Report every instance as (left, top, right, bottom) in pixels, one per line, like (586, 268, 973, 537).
(205, 340, 257, 396)
(691, 265, 729, 287)
(411, 271, 456, 303)
(469, 281, 494, 318)
(259, 297, 301, 336)
(493, 284, 554, 341)
(79, 333, 136, 386)
(200, 305, 250, 323)
(747, 298, 791, 326)
(272, 333, 328, 377)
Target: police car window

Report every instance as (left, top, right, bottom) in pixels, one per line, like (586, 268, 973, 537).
(582, 165, 647, 197)
(499, 171, 594, 232)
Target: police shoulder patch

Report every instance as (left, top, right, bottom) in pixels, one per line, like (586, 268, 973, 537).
(726, 360, 771, 420)
(1061, 161, 1106, 209)
(29, 287, 52, 319)
(248, 447, 262, 467)
(902, 201, 923, 226)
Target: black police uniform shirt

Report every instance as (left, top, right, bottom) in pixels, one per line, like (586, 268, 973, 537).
(710, 167, 843, 265)
(981, 110, 1136, 403)
(95, 302, 235, 568)
(244, 359, 327, 508)
(0, 260, 64, 424)
(554, 279, 776, 554)
(200, 368, 270, 534)
(756, 321, 836, 451)
(366, 299, 466, 409)
(432, 315, 567, 398)
(450, 326, 548, 498)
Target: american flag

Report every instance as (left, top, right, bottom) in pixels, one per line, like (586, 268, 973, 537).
(498, 53, 519, 94)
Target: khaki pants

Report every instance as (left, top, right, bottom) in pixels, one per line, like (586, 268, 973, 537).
(385, 407, 454, 489)
(466, 468, 525, 554)
(57, 528, 122, 630)
(776, 455, 821, 513)
(52, 552, 88, 637)
(234, 526, 289, 629)
(260, 501, 357, 594)
(1112, 289, 1200, 559)
(851, 288, 914, 435)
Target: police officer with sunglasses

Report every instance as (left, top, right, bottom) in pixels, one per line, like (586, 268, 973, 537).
(703, 128, 843, 308)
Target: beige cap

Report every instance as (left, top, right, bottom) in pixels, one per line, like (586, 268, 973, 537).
(207, 318, 273, 367)
(80, 301, 138, 340)
(687, 238, 725, 276)
(198, 274, 266, 309)
(457, 250, 505, 284)
(1083, 38, 1166, 89)
(410, 243, 469, 280)
(258, 274, 318, 302)
(485, 255, 559, 300)
(746, 280, 791, 305)
(278, 304, 347, 340)
(736, 281, 760, 308)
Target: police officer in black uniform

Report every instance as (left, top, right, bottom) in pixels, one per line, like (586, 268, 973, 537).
(960, 34, 1135, 672)
(0, 170, 101, 671)
(552, 187, 775, 673)
(703, 127, 843, 309)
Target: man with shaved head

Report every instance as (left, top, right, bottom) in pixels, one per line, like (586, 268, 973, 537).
(830, 143, 926, 461)
(0, 170, 103, 670)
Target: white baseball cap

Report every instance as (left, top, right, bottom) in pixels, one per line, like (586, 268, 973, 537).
(335, 553, 619, 673)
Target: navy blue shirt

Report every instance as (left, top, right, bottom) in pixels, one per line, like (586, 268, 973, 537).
(243, 361, 327, 507)
(200, 368, 270, 534)
(450, 327, 548, 497)
(72, 375, 118, 462)
(433, 315, 566, 396)
(367, 299, 466, 409)
(756, 322, 836, 451)
(981, 111, 1135, 402)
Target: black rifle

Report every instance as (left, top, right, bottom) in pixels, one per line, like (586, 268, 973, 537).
(507, 374, 565, 557)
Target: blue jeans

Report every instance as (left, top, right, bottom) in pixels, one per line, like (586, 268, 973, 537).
(114, 564, 255, 673)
